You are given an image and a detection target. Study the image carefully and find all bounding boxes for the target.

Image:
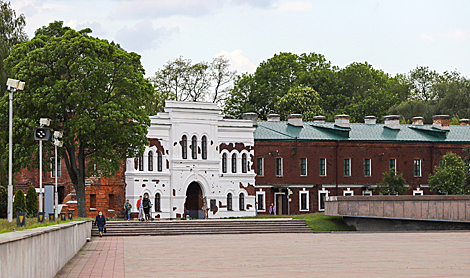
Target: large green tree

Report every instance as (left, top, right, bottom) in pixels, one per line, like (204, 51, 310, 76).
(2, 21, 152, 217)
(274, 85, 323, 121)
(429, 152, 469, 195)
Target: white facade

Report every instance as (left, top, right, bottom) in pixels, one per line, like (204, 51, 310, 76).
(125, 101, 256, 219)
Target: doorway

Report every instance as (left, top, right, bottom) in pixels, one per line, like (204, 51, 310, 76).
(275, 192, 288, 215)
(185, 182, 204, 219)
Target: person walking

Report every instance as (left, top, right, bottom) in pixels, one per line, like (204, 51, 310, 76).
(143, 194, 152, 222)
(95, 211, 106, 237)
(137, 196, 144, 221)
(124, 199, 132, 221)
(269, 203, 276, 215)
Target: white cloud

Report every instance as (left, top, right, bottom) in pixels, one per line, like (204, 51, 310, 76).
(66, 19, 78, 29)
(231, 0, 278, 9)
(114, 20, 179, 52)
(277, 1, 313, 12)
(420, 29, 470, 44)
(76, 21, 107, 38)
(215, 50, 257, 74)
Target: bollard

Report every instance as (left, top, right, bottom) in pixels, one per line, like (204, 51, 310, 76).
(16, 212, 26, 228)
(60, 212, 66, 221)
(49, 213, 55, 221)
(37, 212, 45, 223)
(68, 212, 73, 220)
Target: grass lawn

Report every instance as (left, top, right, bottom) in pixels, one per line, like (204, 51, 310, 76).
(245, 213, 356, 232)
(0, 217, 92, 234)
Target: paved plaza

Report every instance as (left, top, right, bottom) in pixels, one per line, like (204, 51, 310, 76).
(56, 232, 470, 277)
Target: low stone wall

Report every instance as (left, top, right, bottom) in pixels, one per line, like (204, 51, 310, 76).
(325, 195, 470, 222)
(0, 220, 91, 278)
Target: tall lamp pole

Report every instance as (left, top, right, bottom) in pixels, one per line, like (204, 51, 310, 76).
(35, 118, 51, 213)
(6, 79, 25, 223)
(53, 131, 63, 218)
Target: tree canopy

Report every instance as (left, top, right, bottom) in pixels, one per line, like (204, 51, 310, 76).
(378, 168, 407, 195)
(2, 21, 152, 217)
(429, 152, 469, 195)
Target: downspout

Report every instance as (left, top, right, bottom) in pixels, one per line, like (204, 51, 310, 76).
(335, 140, 339, 196)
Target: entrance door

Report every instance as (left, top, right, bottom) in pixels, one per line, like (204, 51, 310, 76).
(185, 182, 203, 219)
(276, 193, 283, 215)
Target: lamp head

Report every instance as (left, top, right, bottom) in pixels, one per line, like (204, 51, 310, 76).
(6, 78, 25, 90)
(53, 140, 63, 147)
(53, 131, 63, 138)
(39, 118, 50, 126)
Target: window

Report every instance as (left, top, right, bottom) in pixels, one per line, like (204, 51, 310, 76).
(157, 151, 162, 172)
(90, 194, 96, 209)
(256, 192, 265, 211)
(138, 155, 144, 171)
(239, 193, 245, 211)
(191, 135, 197, 159)
(343, 188, 354, 196)
(390, 159, 396, 175)
(276, 158, 283, 176)
(51, 158, 61, 177)
(318, 189, 328, 211)
(181, 135, 187, 159)
(343, 159, 350, 176)
(155, 193, 161, 212)
(300, 158, 307, 176)
(148, 151, 153, 171)
(222, 153, 227, 173)
(319, 158, 326, 176)
(300, 190, 309, 211)
(257, 158, 264, 176)
(242, 153, 248, 173)
(108, 194, 115, 209)
(414, 159, 421, 177)
(232, 153, 237, 173)
(227, 193, 233, 211)
(202, 136, 207, 160)
(210, 199, 216, 212)
(364, 159, 371, 176)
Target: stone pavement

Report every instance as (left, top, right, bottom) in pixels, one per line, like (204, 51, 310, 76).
(56, 232, 470, 277)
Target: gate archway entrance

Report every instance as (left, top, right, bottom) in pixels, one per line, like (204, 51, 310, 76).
(185, 182, 204, 219)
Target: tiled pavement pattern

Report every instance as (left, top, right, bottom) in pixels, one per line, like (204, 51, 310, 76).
(56, 232, 470, 277)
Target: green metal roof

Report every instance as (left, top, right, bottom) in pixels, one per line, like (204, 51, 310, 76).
(254, 121, 470, 143)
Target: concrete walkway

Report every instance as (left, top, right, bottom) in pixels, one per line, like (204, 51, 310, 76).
(56, 232, 470, 277)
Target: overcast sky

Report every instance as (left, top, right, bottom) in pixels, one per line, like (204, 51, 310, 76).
(11, 0, 470, 78)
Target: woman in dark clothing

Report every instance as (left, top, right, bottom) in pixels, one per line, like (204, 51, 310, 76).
(142, 195, 151, 222)
(95, 211, 106, 237)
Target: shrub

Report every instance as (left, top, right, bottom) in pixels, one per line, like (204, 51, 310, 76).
(378, 168, 407, 195)
(13, 189, 26, 215)
(25, 186, 38, 217)
(429, 152, 468, 195)
(0, 186, 7, 218)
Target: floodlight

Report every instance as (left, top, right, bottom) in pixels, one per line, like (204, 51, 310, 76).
(6, 78, 25, 90)
(39, 118, 50, 126)
(53, 131, 63, 138)
(53, 140, 63, 147)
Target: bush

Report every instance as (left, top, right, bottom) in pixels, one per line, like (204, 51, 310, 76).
(13, 189, 26, 215)
(429, 152, 468, 195)
(25, 186, 38, 217)
(378, 168, 407, 195)
(0, 186, 7, 218)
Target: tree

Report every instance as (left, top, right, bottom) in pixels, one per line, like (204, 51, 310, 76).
(409, 66, 440, 101)
(210, 56, 236, 104)
(274, 85, 323, 121)
(0, 186, 6, 218)
(2, 21, 152, 217)
(13, 189, 25, 215)
(465, 147, 470, 188)
(378, 168, 407, 195)
(0, 0, 27, 190)
(429, 152, 469, 195)
(25, 186, 38, 217)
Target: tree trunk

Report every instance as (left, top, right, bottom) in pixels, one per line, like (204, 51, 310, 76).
(75, 176, 87, 218)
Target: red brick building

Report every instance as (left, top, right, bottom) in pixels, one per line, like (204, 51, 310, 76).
(252, 114, 470, 215)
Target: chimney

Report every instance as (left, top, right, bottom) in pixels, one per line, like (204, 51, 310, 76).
(334, 115, 350, 128)
(267, 114, 280, 121)
(459, 119, 470, 126)
(411, 117, 424, 125)
(312, 116, 327, 123)
(287, 114, 303, 127)
(432, 115, 450, 130)
(384, 115, 400, 129)
(364, 116, 377, 125)
(242, 112, 258, 126)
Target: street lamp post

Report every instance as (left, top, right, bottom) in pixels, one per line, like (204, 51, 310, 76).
(53, 131, 63, 218)
(6, 78, 25, 223)
(37, 118, 50, 213)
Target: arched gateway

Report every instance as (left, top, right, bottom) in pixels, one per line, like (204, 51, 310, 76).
(185, 182, 204, 219)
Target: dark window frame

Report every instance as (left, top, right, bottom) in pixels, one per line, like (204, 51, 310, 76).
(364, 158, 371, 176)
(231, 153, 237, 173)
(319, 158, 326, 176)
(276, 157, 283, 176)
(148, 151, 153, 171)
(242, 153, 248, 173)
(239, 193, 245, 211)
(343, 158, 350, 176)
(155, 193, 161, 212)
(227, 193, 233, 211)
(157, 151, 163, 172)
(300, 158, 307, 176)
(222, 153, 227, 173)
(191, 135, 197, 159)
(202, 136, 207, 160)
(138, 155, 144, 171)
(257, 158, 264, 176)
(182, 135, 187, 159)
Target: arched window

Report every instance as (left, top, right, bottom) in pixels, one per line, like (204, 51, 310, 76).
(157, 151, 162, 172)
(191, 135, 197, 159)
(222, 153, 227, 173)
(138, 155, 144, 171)
(232, 153, 237, 173)
(148, 151, 153, 171)
(239, 193, 245, 211)
(242, 153, 247, 173)
(202, 136, 207, 160)
(182, 135, 187, 159)
(227, 193, 233, 211)
(155, 193, 161, 212)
